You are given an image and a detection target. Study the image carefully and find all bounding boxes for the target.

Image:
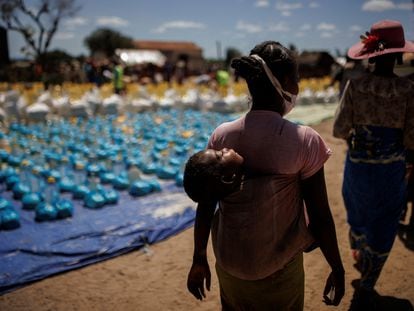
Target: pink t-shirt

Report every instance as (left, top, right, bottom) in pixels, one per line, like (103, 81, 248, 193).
(208, 110, 331, 280)
(208, 110, 331, 178)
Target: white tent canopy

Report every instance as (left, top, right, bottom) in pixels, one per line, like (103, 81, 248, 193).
(115, 49, 166, 66)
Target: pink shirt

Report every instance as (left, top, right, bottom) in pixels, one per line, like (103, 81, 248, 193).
(208, 110, 331, 280)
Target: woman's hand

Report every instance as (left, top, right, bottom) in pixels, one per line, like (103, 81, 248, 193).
(323, 269, 345, 306)
(187, 201, 216, 301)
(187, 260, 211, 300)
(302, 168, 345, 306)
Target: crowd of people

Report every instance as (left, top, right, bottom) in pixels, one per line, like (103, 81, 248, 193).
(3, 54, 230, 96)
(183, 19, 414, 311)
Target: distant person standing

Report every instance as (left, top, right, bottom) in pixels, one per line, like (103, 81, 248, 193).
(333, 20, 414, 308)
(216, 69, 230, 87)
(215, 69, 230, 96)
(404, 152, 414, 228)
(407, 60, 414, 82)
(113, 61, 125, 94)
(162, 60, 174, 86)
(405, 73, 414, 231)
(175, 60, 186, 85)
(400, 148, 414, 243)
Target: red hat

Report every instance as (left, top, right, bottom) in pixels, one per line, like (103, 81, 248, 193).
(348, 20, 414, 59)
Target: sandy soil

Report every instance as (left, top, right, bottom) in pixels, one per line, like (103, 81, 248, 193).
(0, 118, 413, 311)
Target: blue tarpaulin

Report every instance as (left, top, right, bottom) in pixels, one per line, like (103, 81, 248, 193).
(0, 105, 338, 295)
(0, 181, 195, 294)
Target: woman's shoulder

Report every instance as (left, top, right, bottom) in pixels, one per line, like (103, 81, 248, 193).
(349, 73, 414, 98)
(282, 120, 323, 142)
(211, 116, 244, 138)
(214, 115, 243, 129)
(283, 119, 313, 132)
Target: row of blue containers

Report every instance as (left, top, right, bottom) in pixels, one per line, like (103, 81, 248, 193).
(0, 108, 233, 230)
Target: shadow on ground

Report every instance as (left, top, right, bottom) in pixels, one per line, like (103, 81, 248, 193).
(349, 279, 413, 311)
(398, 223, 414, 251)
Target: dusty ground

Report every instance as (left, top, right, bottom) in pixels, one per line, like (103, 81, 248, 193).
(0, 118, 413, 311)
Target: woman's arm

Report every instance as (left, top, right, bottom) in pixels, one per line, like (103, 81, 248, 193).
(333, 80, 353, 140)
(301, 166, 345, 306)
(187, 201, 217, 300)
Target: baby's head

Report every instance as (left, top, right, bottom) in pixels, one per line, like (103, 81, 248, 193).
(183, 148, 244, 203)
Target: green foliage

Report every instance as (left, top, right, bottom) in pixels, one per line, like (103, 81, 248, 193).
(288, 43, 297, 53)
(37, 49, 74, 64)
(0, 0, 81, 59)
(225, 47, 242, 68)
(84, 28, 134, 58)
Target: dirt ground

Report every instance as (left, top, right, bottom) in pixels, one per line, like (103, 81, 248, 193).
(0, 118, 413, 311)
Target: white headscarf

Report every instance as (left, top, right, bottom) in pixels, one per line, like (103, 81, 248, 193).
(250, 54, 297, 115)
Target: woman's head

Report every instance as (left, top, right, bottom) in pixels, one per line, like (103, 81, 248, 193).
(347, 20, 413, 72)
(183, 148, 244, 203)
(231, 41, 299, 114)
(348, 20, 414, 61)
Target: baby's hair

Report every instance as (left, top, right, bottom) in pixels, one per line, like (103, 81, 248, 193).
(183, 150, 222, 203)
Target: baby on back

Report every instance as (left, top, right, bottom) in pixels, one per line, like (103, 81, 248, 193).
(183, 148, 244, 203)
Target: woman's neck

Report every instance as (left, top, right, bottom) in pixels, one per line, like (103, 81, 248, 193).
(372, 68, 396, 77)
(250, 99, 283, 114)
(372, 59, 396, 77)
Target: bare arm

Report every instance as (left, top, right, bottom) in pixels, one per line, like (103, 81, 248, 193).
(333, 80, 353, 140)
(301, 167, 345, 306)
(187, 201, 217, 300)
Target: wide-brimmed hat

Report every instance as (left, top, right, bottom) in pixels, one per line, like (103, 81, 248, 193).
(348, 20, 414, 59)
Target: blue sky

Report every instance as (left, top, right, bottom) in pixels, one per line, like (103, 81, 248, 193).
(6, 0, 414, 59)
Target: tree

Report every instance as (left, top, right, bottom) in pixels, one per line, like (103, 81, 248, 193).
(42, 48, 73, 63)
(225, 47, 242, 68)
(84, 28, 134, 58)
(288, 43, 298, 53)
(0, 0, 81, 60)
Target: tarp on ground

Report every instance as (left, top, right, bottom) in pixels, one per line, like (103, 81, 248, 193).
(0, 103, 339, 295)
(286, 103, 338, 125)
(0, 181, 195, 294)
